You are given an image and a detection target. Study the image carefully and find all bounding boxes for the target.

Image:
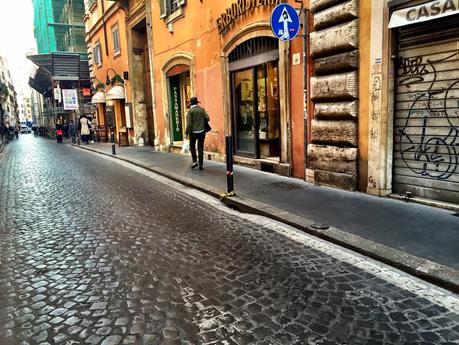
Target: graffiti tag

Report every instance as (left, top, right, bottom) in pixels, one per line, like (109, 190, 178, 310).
(398, 56, 429, 87)
(398, 51, 459, 180)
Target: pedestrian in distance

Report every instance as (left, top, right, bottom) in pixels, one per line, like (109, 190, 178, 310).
(69, 119, 77, 145)
(14, 125, 19, 140)
(63, 120, 69, 138)
(79, 115, 91, 144)
(185, 96, 211, 170)
(55, 119, 63, 143)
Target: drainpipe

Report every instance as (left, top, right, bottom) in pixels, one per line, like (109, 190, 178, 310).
(101, 0, 109, 56)
(302, 7, 309, 174)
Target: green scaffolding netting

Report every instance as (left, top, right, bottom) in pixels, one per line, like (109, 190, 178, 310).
(32, 0, 86, 54)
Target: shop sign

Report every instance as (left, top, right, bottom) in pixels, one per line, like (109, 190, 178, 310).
(53, 87, 61, 102)
(82, 88, 91, 97)
(62, 89, 79, 110)
(169, 76, 183, 142)
(270, 3, 300, 41)
(389, 0, 459, 28)
(217, 0, 281, 35)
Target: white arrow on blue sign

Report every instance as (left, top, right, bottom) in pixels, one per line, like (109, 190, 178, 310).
(270, 3, 300, 41)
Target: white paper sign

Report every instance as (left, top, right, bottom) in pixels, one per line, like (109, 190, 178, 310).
(62, 89, 79, 110)
(53, 87, 61, 102)
(389, 0, 459, 28)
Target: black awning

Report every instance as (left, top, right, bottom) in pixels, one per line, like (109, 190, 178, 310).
(28, 66, 52, 95)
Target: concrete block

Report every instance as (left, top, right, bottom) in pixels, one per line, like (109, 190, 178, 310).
(314, 101, 358, 119)
(314, 50, 358, 75)
(308, 144, 357, 174)
(311, 0, 347, 13)
(314, 0, 358, 30)
(314, 169, 357, 191)
(310, 20, 359, 58)
(311, 71, 358, 101)
(311, 119, 358, 146)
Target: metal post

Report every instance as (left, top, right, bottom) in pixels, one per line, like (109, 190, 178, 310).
(225, 135, 234, 193)
(111, 127, 116, 155)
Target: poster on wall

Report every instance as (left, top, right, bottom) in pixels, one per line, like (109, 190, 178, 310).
(62, 89, 79, 110)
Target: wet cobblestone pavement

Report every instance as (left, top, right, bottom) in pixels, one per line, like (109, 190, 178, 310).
(0, 136, 458, 345)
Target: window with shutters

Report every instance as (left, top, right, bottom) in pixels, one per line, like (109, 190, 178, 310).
(159, 0, 186, 22)
(112, 24, 120, 56)
(93, 41, 102, 66)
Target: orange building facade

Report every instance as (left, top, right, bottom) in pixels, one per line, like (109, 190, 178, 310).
(84, 0, 133, 145)
(150, 0, 307, 177)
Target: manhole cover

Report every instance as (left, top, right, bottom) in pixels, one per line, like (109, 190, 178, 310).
(310, 223, 330, 230)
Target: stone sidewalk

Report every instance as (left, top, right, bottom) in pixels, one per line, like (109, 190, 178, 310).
(72, 141, 459, 292)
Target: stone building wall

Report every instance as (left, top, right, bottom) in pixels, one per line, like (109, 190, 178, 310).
(307, 0, 359, 190)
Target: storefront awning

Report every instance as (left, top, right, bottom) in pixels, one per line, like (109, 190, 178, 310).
(106, 85, 125, 100)
(389, 0, 459, 28)
(91, 91, 106, 104)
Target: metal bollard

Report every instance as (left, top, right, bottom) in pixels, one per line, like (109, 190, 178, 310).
(225, 135, 234, 193)
(111, 129, 116, 155)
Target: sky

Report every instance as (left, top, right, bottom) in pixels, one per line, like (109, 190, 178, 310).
(0, 1, 37, 96)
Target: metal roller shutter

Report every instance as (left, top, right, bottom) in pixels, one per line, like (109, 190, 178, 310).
(393, 15, 459, 204)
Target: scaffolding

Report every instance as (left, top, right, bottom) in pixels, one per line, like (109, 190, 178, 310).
(32, 0, 86, 54)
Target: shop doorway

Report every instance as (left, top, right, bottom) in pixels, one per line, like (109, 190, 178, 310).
(230, 37, 280, 160)
(167, 69, 191, 144)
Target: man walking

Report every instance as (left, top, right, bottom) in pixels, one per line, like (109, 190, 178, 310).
(185, 96, 210, 170)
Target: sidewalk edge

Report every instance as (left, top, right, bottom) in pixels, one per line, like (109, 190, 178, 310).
(75, 145, 459, 294)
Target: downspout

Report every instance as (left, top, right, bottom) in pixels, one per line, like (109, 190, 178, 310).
(303, 7, 309, 173)
(101, 0, 109, 56)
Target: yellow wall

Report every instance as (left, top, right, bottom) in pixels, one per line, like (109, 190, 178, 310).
(85, 1, 131, 142)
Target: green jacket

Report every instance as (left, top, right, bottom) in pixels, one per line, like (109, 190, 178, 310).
(185, 105, 209, 135)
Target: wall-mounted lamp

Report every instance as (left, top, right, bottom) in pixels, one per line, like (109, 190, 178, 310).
(105, 68, 119, 86)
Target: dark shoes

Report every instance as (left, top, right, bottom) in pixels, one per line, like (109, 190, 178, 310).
(191, 162, 204, 170)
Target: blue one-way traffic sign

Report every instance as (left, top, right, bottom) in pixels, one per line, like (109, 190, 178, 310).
(270, 3, 300, 41)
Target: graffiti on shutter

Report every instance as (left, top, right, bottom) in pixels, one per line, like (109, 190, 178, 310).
(393, 21, 459, 203)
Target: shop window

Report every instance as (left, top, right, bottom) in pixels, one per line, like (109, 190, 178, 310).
(93, 41, 102, 65)
(230, 37, 280, 160)
(159, 0, 186, 21)
(112, 24, 120, 56)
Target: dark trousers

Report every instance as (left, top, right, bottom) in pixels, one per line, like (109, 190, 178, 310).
(190, 132, 205, 167)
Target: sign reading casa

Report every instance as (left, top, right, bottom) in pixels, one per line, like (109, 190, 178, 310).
(217, 0, 280, 35)
(389, 0, 459, 28)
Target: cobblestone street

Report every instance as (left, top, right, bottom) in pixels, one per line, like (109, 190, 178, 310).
(0, 136, 458, 345)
